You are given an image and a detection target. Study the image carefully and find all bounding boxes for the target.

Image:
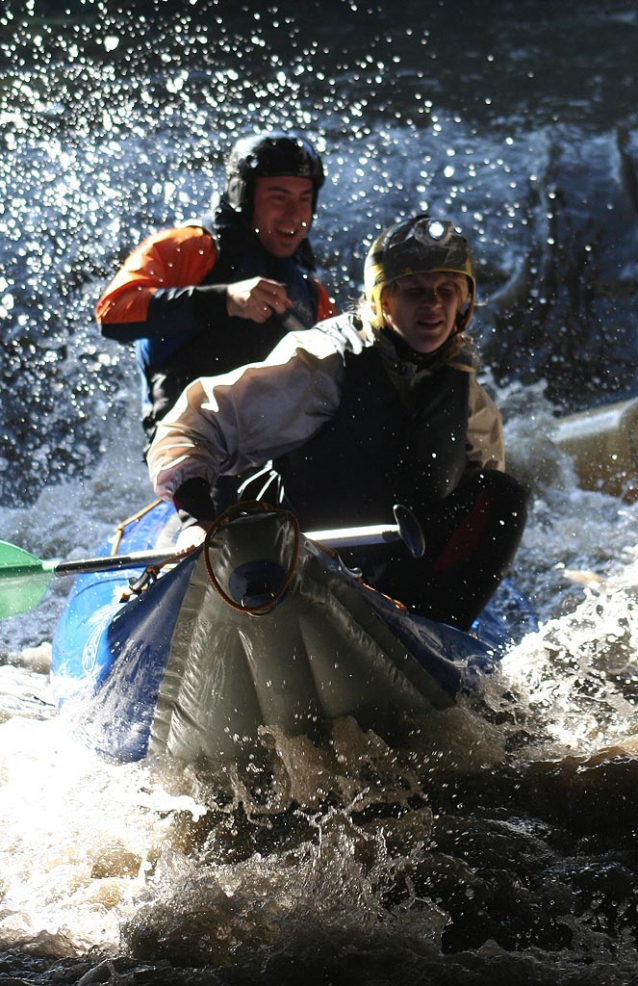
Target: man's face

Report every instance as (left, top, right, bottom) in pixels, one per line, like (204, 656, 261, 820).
(252, 175, 314, 257)
(381, 272, 461, 353)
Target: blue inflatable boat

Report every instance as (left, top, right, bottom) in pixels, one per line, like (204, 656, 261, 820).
(48, 500, 536, 764)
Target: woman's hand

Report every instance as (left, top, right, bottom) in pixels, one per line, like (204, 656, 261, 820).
(175, 522, 212, 555)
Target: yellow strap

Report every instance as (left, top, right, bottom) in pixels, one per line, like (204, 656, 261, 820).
(110, 499, 162, 556)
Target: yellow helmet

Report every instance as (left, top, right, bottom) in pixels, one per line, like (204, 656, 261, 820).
(364, 214, 476, 330)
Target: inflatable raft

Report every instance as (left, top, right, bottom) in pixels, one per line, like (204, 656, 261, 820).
(48, 500, 536, 764)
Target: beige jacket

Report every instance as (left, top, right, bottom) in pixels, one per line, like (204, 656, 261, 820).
(148, 314, 505, 502)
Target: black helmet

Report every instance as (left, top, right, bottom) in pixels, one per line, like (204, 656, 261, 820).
(225, 131, 325, 218)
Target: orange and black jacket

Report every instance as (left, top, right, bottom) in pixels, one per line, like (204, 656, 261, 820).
(96, 210, 335, 441)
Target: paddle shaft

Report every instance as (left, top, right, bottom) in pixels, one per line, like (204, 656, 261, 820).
(307, 524, 402, 549)
(0, 507, 425, 620)
(2, 506, 423, 581)
(52, 550, 178, 578)
(47, 522, 405, 579)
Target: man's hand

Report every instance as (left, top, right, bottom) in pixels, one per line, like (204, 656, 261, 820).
(226, 277, 292, 322)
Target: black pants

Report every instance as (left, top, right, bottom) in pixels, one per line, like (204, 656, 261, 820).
(341, 470, 528, 631)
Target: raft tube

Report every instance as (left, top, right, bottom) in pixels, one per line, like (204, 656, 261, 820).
(553, 396, 638, 501)
(50, 501, 536, 764)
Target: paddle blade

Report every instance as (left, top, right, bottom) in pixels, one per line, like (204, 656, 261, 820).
(0, 541, 56, 619)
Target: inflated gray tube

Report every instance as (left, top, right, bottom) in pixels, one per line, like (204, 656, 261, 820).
(148, 508, 456, 763)
(553, 397, 638, 500)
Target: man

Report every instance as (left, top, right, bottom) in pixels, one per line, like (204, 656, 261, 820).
(96, 131, 335, 446)
(147, 215, 527, 630)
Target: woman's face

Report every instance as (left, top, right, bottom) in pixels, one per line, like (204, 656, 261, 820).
(381, 271, 462, 353)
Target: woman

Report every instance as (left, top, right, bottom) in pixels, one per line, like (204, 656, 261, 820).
(148, 214, 527, 630)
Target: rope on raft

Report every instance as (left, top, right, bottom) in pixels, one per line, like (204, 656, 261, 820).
(203, 501, 301, 615)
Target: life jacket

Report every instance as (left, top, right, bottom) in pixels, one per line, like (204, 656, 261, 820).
(199, 211, 320, 329)
(274, 345, 471, 528)
(141, 213, 320, 441)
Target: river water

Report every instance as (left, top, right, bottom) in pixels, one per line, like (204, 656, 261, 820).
(1, 1, 638, 983)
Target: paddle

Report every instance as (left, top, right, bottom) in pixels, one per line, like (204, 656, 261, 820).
(0, 542, 184, 620)
(0, 504, 424, 620)
(308, 505, 425, 556)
